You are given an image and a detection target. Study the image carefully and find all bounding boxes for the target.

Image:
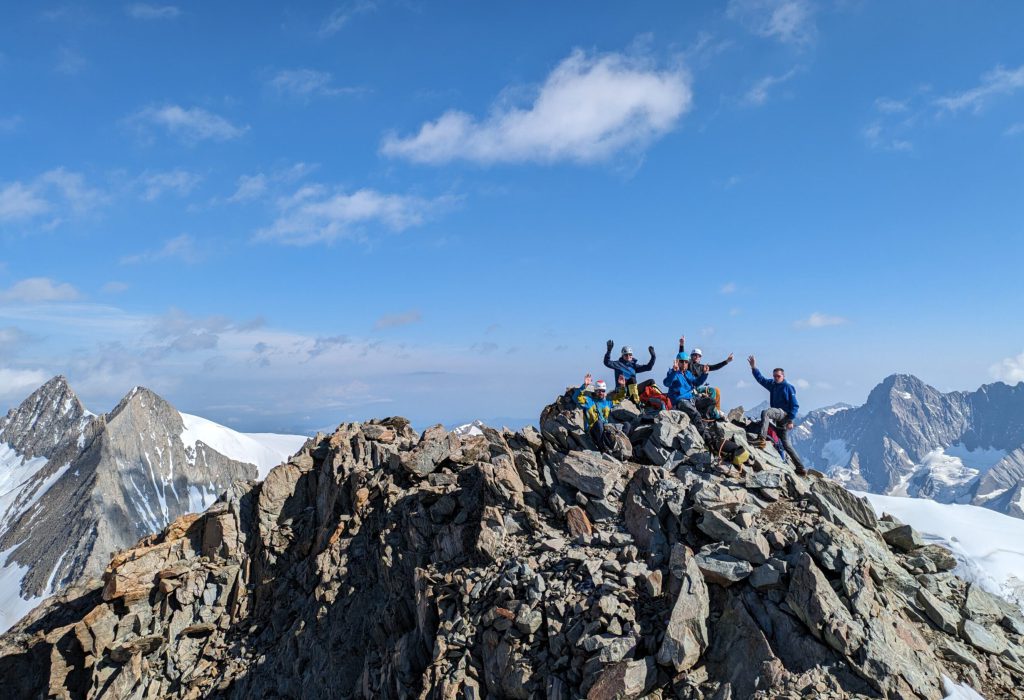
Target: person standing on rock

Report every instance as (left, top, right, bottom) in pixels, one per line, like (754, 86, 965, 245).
(747, 355, 806, 475)
(604, 340, 656, 403)
(574, 373, 627, 453)
(678, 335, 734, 388)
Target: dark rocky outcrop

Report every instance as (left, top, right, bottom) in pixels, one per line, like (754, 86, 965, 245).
(2, 387, 1023, 699)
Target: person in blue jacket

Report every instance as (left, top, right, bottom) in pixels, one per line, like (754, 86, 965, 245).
(662, 358, 701, 424)
(573, 372, 627, 453)
(604, 340, 656, 403)
(748, 355, 806, 475)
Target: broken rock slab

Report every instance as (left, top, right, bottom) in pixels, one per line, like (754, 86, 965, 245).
(657, 546, 709, 672)
(554, 451, 622, 499)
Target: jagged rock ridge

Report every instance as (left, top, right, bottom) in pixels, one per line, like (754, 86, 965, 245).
(793, 374, 1024, 517)
(2, 388, 1023, 699)
(0, 377, 306, 631)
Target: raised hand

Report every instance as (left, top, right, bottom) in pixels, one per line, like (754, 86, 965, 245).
(584, 372, 593, 386)
(606, 339, 614, 352)
(617, 374, 626, 386)
(679, 335, 685, 346)
(727, 353, 734, 363)
(648, 345, 655, 356)
(747, 355, 756, 368)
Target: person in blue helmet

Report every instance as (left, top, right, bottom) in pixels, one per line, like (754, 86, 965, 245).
(604, 340, 656, 403)
(662, 357, 702, 424)
(748, 354, 806, 475)
(573, 372, 627, 453)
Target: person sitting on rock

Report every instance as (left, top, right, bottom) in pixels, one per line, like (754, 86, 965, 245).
(573, 373, 627, 453)
(662, 358, 702, 425)
(747, 355, 806, 476)
(604, 340, 656, 403)
(677, 335, 733, 388)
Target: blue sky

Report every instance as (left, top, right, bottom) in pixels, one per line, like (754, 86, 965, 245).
(2, 1, 1023, 433)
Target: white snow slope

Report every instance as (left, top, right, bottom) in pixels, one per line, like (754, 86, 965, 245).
(179, 412, 308, 479)
(859, 492, 1024, 613)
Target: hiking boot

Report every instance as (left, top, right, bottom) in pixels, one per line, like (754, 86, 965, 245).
(753, 437, 767, 449)
(751, 461, 763, 472)
(794, 466, 807, 477)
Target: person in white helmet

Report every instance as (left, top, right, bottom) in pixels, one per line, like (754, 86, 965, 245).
(677, 334, 733, 388)
(573, 373, 627, 453)
(603, 340, 656, 403)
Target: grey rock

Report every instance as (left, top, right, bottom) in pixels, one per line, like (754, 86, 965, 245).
(916, 587, 960, 634)
(697, 510, 742, 542)
(882, 524, 925, 552)
(586, 657, 656, 700)
(961, 619, 1008, 655)
(749, 564, 782, 589)
(554, 451, 622, 498)
(728, 529, 770, 565)
(695, 551, 753, 586)
(656, 546, 709, 671)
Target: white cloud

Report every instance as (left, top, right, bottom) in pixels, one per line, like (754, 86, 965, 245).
(720, 282, 737, 294)
(126, 4, 180, 19)
(319, 1, 376, 37)
(0, 115, 22, 133)
(794, 312, 848, 328)
(228, 174, 268, 202)
(935, 64, 1024, 114)
(862, 122, 912, 152)
(990, 351, 1024, 383)
(736, 379, 751, 389)
(0, 278, 81, 303)
(743, 68, 799, 106)
(256, 185, 455, 245)
(0, 182, 49, 221)
(268, 69, 357, 98)
(121, 233, 202, 265)
(131, 104, 248, 143)
(0, 368, 50, 403)
(1004, 122, 1024, 137)
(727, 0, 816, 46)
(55, 47, 87, 75)
(138, 169, 202, 201)
(795, 378, 810, 389)
(381, 48, 692, 165)
(0, 326, 30, 350)
(374, 310, 421, 330)
(0, 168, 104, 226)
(874, 97, 909, 114)
(102, 281, 130, 294)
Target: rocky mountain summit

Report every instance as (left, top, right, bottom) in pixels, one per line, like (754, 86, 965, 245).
(0, 376, 306, 632)
(793, 374, 1024, 518)
(2, 387, 1023, 699)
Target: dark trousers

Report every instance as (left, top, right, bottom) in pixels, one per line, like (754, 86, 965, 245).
(760, 408, 805, 469)
(589, 422, 615, 453)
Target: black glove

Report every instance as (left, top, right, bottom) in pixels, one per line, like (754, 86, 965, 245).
(606, 339, 614, 352)
(648, 345, 655, 356)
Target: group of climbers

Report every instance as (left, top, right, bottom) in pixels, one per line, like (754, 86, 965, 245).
(573, 334, 807, 476)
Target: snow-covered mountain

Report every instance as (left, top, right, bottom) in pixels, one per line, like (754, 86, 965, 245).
(451, 419, 487, 437)
(0, 376, 308, 632)
(793, 374, 1024, 518)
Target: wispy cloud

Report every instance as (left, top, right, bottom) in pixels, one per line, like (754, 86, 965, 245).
(990, 351, 1024, 383)
(226, 163, 316, 203)
(727, 0, 816, 47)
(255, 184, 456, 245)
(720, 282, 737, 294)
(874, 97, 909, 114)
(125, 4, 180, 20)
(319, 1, 376, 37)
(862, 121, 913, 152)
(130, 104, 248, 143)
(381, 48, 692, 165)
(0, 115, 22, 134)
(137, 169, 202, 201)
(1006, 122, 1024, 137)
(120, 233, 203, 265)
(794, 312, 848, 328)
(268, 69, 359, 99)
(0, 169, 104, 226)
(102, 281, 130, 294)
(0, 277, 81, 303)
(374, 310, 421, 330)
(55, 47, 87, 75)
(935, 64, 1024, 114)
(743, 67, 799, 106)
